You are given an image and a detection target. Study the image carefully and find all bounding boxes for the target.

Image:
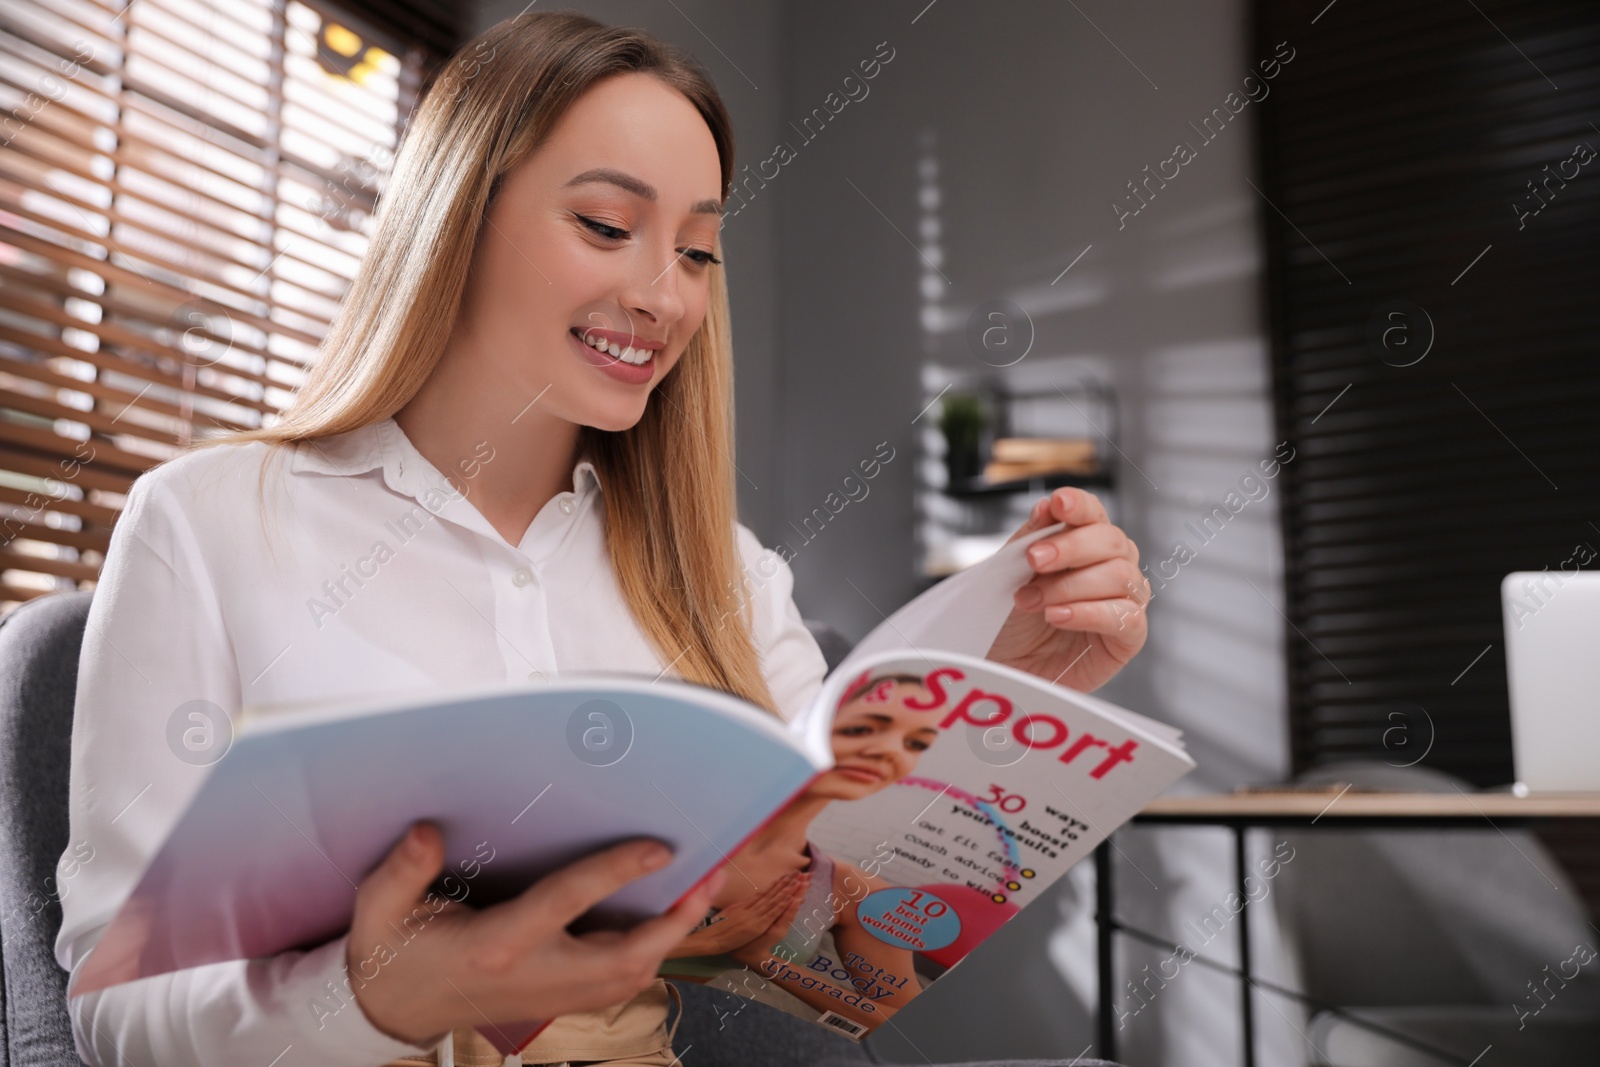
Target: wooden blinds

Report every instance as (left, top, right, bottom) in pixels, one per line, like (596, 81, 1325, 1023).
(1253, 0, 1600, 785)
(0, 0, 457, 612)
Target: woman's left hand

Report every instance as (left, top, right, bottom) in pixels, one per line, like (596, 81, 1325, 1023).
(984, 487, 1151, 692)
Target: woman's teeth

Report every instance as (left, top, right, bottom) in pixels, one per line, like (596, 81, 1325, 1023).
(578, 331, 654, 365)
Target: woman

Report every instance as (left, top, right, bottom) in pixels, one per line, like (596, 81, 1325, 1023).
(663, 673, 940, 1028)
(53, 12, 1149, 1067)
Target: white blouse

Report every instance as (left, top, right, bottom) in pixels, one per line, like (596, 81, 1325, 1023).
(53, 416, 831, 1067)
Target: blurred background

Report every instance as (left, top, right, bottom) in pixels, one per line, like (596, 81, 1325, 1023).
(2, 1, 1598, 1065)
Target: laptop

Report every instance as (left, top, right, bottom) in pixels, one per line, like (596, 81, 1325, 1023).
(1502, 571, 1600, 792)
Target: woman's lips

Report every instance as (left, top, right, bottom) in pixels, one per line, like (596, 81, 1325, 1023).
(834, 765, 885, 784)
(568, 327, 655, 385)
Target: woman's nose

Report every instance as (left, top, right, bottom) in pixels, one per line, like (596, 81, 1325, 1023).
(620, 245, 686, 325)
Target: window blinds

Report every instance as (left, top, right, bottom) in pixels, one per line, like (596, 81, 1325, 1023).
(1254, 0, 1600, 784)
(0, 0, 455, 610)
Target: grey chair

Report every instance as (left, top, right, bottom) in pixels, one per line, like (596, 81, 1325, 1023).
(802, 618, 856, 677)
(1273, 760, 1600, 1066)
(0, 590, 94, 1067)
(0, 594, 1113, 1067)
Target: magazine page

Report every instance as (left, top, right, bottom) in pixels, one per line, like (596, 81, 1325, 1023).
(833, 521, 1067, 674)
(660, 648, 1193, 1039)
(793, 518, 1180, 761)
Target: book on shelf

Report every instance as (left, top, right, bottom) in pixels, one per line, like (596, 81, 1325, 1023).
(72, 522, 1192, 1051)
(979, 438, 1101, 485)
(989, 437, 1098, 466)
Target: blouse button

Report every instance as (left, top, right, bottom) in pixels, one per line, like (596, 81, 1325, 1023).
(512, 568, 533, 587)
(559, 497, 575, 515)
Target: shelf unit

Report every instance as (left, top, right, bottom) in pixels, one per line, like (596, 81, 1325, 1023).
(917, 373, 1119, 582)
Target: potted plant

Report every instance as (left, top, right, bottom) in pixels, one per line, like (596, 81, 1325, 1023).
(939, 392, 989, 487)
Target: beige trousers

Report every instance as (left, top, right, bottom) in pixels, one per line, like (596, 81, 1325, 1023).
(381, 980, 681, 1067)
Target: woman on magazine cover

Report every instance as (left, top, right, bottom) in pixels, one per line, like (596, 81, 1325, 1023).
(54, 12, 1150, 1067)
(661, 673, 939, 1027)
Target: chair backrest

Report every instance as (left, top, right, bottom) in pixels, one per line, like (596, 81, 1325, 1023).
(802, 618, 853, 674)
(0, 590, 94, 1067)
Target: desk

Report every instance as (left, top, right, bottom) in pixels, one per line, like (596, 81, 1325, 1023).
(1092, 790, 1600, 1066)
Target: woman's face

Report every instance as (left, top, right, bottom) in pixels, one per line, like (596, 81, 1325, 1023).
(813, 682, 941, 801)
(453, 72, 725, 432)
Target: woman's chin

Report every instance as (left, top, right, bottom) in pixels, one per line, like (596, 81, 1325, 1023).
(813, 777, 883, 801)
(578, 399, 651, 433)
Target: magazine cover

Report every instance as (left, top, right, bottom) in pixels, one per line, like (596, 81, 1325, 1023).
(659, 648, 1194, 1039)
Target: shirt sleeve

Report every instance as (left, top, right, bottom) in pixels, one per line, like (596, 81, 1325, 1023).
(733, 523, 830, 725)
(55, 470, 437, 1067)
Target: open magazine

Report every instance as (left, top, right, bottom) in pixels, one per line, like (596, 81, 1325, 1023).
(70, 521, 1192, 1053)
(660, 646, 1191, 1039)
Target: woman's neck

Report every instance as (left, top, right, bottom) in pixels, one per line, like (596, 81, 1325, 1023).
(395, 339, 581, 548)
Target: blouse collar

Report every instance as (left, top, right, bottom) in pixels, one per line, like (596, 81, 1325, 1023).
(288, 418, 603, 504)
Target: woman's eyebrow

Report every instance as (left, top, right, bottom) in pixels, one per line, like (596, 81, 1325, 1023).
(564, 167, 722, 215)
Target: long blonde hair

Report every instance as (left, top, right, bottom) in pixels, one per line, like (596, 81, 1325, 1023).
(185, 11, 780, 716)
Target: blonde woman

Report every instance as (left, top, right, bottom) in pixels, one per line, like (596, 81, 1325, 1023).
(54, 12, 1149, 1067)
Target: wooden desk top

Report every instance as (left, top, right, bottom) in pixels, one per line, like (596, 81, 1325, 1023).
(1137, 789, 1600, 821)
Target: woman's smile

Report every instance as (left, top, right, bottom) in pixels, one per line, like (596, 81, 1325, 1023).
(832, 763, 888, 784)
(567, 325, 658, 384)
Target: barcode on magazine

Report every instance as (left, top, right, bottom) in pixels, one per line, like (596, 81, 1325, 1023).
(816, 1012, 870, 1039)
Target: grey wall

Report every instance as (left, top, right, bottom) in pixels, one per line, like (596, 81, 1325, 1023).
(467, 3, 1302, 1063)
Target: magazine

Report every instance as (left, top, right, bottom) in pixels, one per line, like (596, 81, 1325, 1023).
(70, 521, 1192, 1053)
(657, 656, 1191, 1040)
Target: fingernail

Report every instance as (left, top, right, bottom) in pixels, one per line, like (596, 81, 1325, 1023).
(1048, 605, 1074, 622)
(406, 825, 427, 858)
(1015, 585, 1043, 609)
(1028, 543, 1057, 566)
(642, 843, 673, 870)
(707, 868, 728, 894)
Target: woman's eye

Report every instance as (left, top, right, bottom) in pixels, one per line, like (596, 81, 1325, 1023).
(576, 214, 629, 240)
(576, 214, 721, 267)
(681, 247, 723, 267)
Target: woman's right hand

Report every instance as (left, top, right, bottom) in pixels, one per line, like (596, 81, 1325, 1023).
(728, 873, 810, 970)
(346, 821, 723, 1047)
